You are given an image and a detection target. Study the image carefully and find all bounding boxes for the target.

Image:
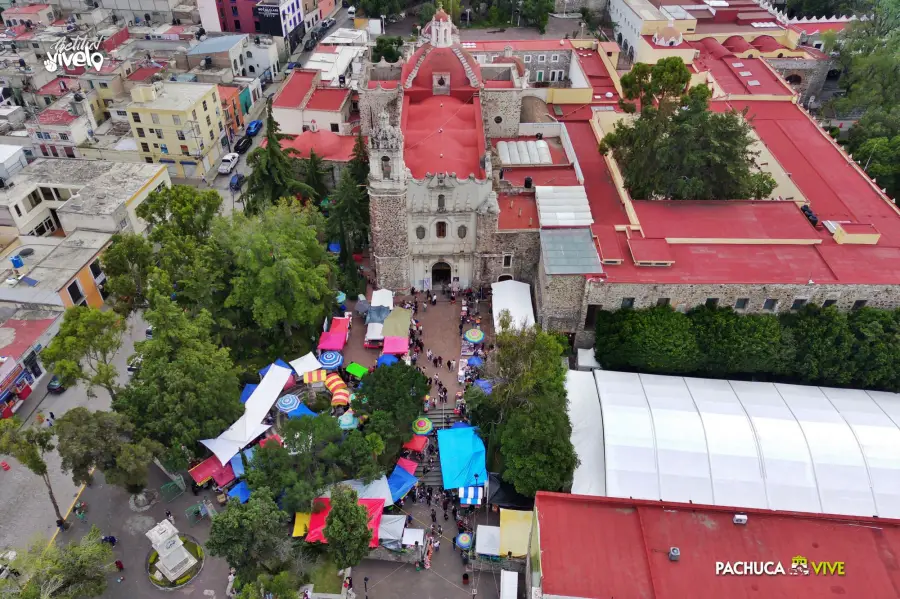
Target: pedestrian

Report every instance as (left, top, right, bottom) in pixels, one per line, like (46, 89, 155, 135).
(426, 494, 432, 506)
(115, 560, 124, 571)
(407, 514, 413, 525)
(433, 357, 438, 368)
(427, 349, 433, 361)
(438, 356, 443, 367)
(56, 518, 66, 533)
(418, 323, 423, 335)
(447, 359, 452, 372)
(459, 323, 464, 336)
(49, 411, 56, 420)
(443, 497, 450, 511)
(431, 508, 437, 523)
(165, 509, 174, 524)
(444, 510, 449, 521)
(200, 174, 207, 186)
(452, 506, 458, 520)
(434, 538, 441, 551)
(438, 524, 443, 536)
(423, 301, 428, 313)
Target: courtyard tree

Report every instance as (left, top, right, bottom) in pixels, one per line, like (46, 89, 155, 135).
(236, 571, 300, 599)
(521, 0, 554, 32)
(41, 307, 125, 402)
(207, 488, 289, 578)
(354, 363, 429, 461)
(112, 293, 242, 470)
(500, 403, 578, 496)
(348, 131, 370, 187)
(371, 36, 403, 63)
(136, 184, 222, 242)
(618, 56, 692, 111)
(323, 486, 371, 569)
(244, 99, 314, 214)
(0, 419, 65, 523)
(0, 526, 114, 599)
(100, 233, 155, 315)
(302, 150, 329, 203)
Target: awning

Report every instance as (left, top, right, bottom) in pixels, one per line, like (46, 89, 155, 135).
(366, 306, 390, 325)
(382, 337, 408, 354)
(318, 331, 346, 351)
(438, 427, 487, 489)
(397, 457, 418, 474)
(325, 373, 347, 393)
(403, 436, 427, 452)
(290, 352, 324, 377)
(239, 383, 258, 404)
(402, 528, 424, 547)
(499, 509, 531, 557)
(227, 481, 251, 503)
(490, 280, 535, 331)
(388, 465, 418, 502)
(475, 525, 501, 556)
(500, 570, 518, 599)
(229, 447, 256, 478)
(305, 498, 385, 547)
(287, 404, 318, 419)
(321, 476, 394, 507)
(459, 486, 484, 505)
(371, 289, 393, 309)
(379, 514, 407, 550)
(292, 512, 312, 537)
(365, 323, 384, 341)
(346, 362, 369, 378)
(303, 369, 327, 384)
(189, 455, 236, 486)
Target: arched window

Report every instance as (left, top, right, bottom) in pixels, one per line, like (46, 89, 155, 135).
(381, 156, 391, 179)
(457, 225, 467, 239)
(437, 194, 445, 211)
(416, 226, 426, 240)
(436, 222, 447, 238)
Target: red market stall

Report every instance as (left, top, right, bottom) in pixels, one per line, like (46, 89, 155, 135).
(402, 435, 428, 452)
(305, 498, 385, 547)
(318, 332, 346, 351)
(188, 455, 236, 487)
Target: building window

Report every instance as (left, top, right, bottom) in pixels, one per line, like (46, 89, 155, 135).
(181, 145, 190, 155)
(791, 299, 808, 311)
(137, 127, 145, 137)
(231, 5, 238, 14)
(255, 21, 261, 31)
(141, 142, 150, 152)
(203, 100, 209, 111)
(523, 55, 532, 63)
(536, 71, 544, 82)
(173, 115, 181, 125)
(437, 194, 445, 211)
(89, 259, 103, 279)
(177, 130, 185, 140)
(537, 54, 546, 63)
(852, 300, 868, 310)
(249, 65, 256, 73)
(13, 205, 21, 217)
(209, 130, 214, 140)
(822, 299, 837, 308)
(98, 81, 108, 89)
(436, 222, 447, 238)
(494, 116, 503, 124)
(330, 123, 339, 132)
(44, 97, 52, 106)
(192, 110, 197, 120)
(763, 298, 778, 311)
(657, 298, 670, 307)
(551, 54, 560, 62)
(502, 254, 512, 268)
(59, 133, 69, 141)
(206, 115, 212, 127)
(706, 298, 719, 308)
(116, 110, 127, 116)
(151, 113, 160, 124)
(64, 147, 75, 158)
(219, 121, 224, 132)
(160, 144, 168, 154)
(416, 225, 426, 240)
(734, 298, 749, 310)
(155, 129, 163, 138)
(621, 297, 635, 309)
(458, 225, 467, 239)
(234, 20, 241, 29)
(132, 112, 141, 122)
(145, 157, 154, 163)
(67, 281, 85, 305)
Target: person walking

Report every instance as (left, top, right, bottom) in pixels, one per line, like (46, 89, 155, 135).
(115, 560, 124, 571)
(431, 509, 437, 523)
(437, 356, 443, 368)
(447, 359, 453, 372)
(433, 356, 439, 368)
(459, 322, 464, 336)
(165, 510, 175, 524)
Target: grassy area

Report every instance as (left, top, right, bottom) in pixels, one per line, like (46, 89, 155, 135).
(310, 558, 342, 594)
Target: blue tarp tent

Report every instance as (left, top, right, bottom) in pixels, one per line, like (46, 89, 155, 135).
(474, 379, 492, 395)
(451, 421, 471, 429)
(437, 427, 487, 490)
(287, 404, 318, 419)
(328, 242, 341, 254)
(229, 447, 256, 478)
(366, 306, 391, 325)
(387, 465, 418, 502)
(377, 354, 399, 367)
(259, 359, 294, 378)
(240, 384, 258, 404)
(228, 481, 251, 503)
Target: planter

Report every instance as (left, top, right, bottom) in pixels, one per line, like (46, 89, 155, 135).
(146, 534, 205, 591)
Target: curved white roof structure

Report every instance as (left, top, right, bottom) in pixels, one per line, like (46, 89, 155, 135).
(565, 370, 900, 518)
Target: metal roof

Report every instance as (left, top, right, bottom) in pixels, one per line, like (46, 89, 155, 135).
(535, 185, 593, 227)
(187, 34, 247, 55)
(540, 228, 603, 275)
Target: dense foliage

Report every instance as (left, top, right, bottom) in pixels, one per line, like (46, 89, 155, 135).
(0, 418, 64, 522)
(323, 486, 371, 569)
(371, 36, 403, 63)
(600, 58, 776, 200)
(595, 304, 900, 391)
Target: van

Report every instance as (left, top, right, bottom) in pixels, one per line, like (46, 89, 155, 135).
(347, 6, 356, 16)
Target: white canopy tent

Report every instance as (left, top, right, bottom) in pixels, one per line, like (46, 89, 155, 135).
(500, 571, 518, 599)
(365, 323, 384, 342)
(371, 289, 393, 309)
(289, 352, 323, 377)
(490, 281, 535, 331)
(475, 525, 501, 556)
(565, 370, 606, 496)
(378, 515, 406, 550)
(567, 369, 900, 519)
(321, 476, 394, 507)
(201, 365, 293, 465)
(402, 528, 424, 547)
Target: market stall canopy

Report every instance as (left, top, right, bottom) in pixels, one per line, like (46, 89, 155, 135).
(438, 427, 487, 490)
(382, 337, 408, 355)
(371, 289, 393, 309)
(491, 280, 535, 331)
(259, 359, 294, 378)
(318, 331, 346, 351)
(325, 373, 347, 393)
(388, 465, 418, 502)
(365, 323, 384, 341)
(356, 298, 370, 315)
(565, 370, 606, 497)
(290, 352, 324, 377)
(346, 362, 369, 378)
(475, 525, 501, 556)
(303, 369, 327, 384)
(474, 379, 493, 395)
(459, 485, 484, 505)
(499, 509, 531, 557)
(305, 498, 385, 547)
(377, 354, 399, 367)
(383, 308, 412, 338)
(487, 473, 534, 510)
(397, 457, 418, 474)
(287, 404, 318, 419)
(366, 306, 390, 325)
(229, 447, 256, 478)
(379, 514, 407, 550)
(500, 571, 518, 599)
(292, 512, 312, 538)
(239, 383, 258, 404)
(402, 528, 424, 547)
(228, 481, 251, 504)
(321, 476, 394, 507)
(403, 435, 427, 452)
(189, 455, 236, 486)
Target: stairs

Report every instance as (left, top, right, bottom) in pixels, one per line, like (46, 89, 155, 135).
(415, 400, 464, 489)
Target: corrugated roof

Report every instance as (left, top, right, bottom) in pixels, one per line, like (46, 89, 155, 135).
(536, 185, 593, 227)
(187, 34, 247, 55)
(540, 228, 603, 275)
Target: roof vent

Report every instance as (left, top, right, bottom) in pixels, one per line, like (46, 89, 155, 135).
(668, 547, 681, 562)
(733, 514, 748, 525)
(747, 80, 761, 87)
(18, 247, 34, 257)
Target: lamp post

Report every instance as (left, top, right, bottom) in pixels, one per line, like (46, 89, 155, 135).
(563, 0, 568, 16)
(363, 577, 369, 599)
(466, 8, 471, 26)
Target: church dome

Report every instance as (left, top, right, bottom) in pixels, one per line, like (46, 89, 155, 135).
(401, 43, 482, 92)
(434, 7, 450, 21)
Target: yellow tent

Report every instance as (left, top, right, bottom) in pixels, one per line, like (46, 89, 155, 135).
(292, 512, 311, 538)
(499, 508, 531, 557)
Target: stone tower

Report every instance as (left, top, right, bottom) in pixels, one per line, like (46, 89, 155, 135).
(368, 110, 410, 290)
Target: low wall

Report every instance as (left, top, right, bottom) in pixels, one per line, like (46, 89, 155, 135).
(366, 546, 420, 564)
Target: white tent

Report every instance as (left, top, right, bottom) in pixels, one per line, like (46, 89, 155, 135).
(402, 528, 424, 547)
(371, 289, 393, 309)
(290, 352, 323, 377)
(576, 348, 602, 371)
(491, 281, 535, 331)
(365, 323, 384, 342)
(500, 571, 518, 599)
(565, 370, 606, 496)
(321, 476, 394, 507)
(379, 514, 407, 550)
(475, 525, 501, 556)
(201, 365, 293, 465)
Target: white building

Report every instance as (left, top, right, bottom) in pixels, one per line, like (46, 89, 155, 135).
(271, 69, 350, 135)
(0, 145, 27, 184)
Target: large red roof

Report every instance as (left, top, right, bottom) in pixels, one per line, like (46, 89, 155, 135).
(691, 49, 793, 96)
(789, 21, 850, 35)
(535, 492, 900, 599)
(400, 44, 481, 101)
(127, 61, 168, 81)
(498, 193, 539, 230)
(37, 109, 78, 125)
(36, 77, 81, 96)
(305, 87, 349, 112)
(265, 130, 357, 162)
(402, 94, 485, 179)
(273, 69, 317, 108)
(0, 318, 56, 361)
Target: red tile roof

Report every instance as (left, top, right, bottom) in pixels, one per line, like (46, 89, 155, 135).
(573, 49, 620, 101)
(217, 84, 241, 102)
(498, 193, 539, 230)
(273, 69, 318, 108)
(127, 61, 168, 81)
(305, 87, 349, 111)
(36, 77, 81, 96)
(269, 130, 357, 162)
(535, 492, 900, 599)
(402, 94, 485, 179)
(789, 21, 850, 35)
(484, 80, 515, 88)
(37, 109, 78, 125)
(0, 318, 57, 361)
(4, 3, 50, 14)
(400, 44, 482, 101)
(461, 39, 576, 52)
(692, 51, 794, 96)
(752, 34, 787, 52)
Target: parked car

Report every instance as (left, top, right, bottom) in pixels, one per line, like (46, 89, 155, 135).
(47, 375, 66, 394)
(145, 325, 153, 339)
(230, 173, 246, 191)
(347, 6, 356, 16)
(218, 153, 239, 174)
(322, 17, 336, 28)
(234, 136, 253, 154)
(246, 120, 263, 136)
(303, 37, 317, 52)
(127, 354, 143, 373)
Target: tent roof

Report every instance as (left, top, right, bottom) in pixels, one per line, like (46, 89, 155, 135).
(321, 476, 394, 507)
(490, 280, 535, 331)
(379, 514, 407, 541)
(403, 436, 427, 452)
(287, 404, 318, 419)
(227, 481, 251, 503)
(475, 525, 501, 556)
(397, 457, 418, 474)
(290, 352, 323, 377)
(499, 509, 531, 557)
(318, 331, 346, 351)
(365, 323, 384, 340)
(383, 336, 408, 354)
(576, 348, 602, 370)
(438, 427, 487, 489)
(305, 498, 385, 547)
(371, 289, 393, 309)
(487, 473, 533, 509)
(566, 370, 606, 497)
(383, 308, 412, 337)
(239, 383, 258, 404)
(292, 512, 311, 538)
(229, 446, 256, 478)
(260, 358, 294, 378)
(366, 306, 390, 325)
(402, 528, 424, 547)
(387, 465, 418, 502)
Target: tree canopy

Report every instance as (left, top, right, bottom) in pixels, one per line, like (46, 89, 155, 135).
(100, 233, 154, 315)
(0, 419, 64, 522)
(371, 36, 402, 63)
(207, 488, 289, 578)
(323, 486, 371, 569)
(302, 150, 329, 203)
(601, 59, 776, 200)
(136, 184, 222, 242)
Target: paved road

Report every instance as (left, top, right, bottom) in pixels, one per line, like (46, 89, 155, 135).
(385, 13, 585, 39)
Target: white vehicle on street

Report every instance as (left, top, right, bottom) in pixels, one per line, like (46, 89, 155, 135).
(218, 153, 239, 174)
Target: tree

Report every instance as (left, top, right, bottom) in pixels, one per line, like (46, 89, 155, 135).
(326, 169, 369, 257)
(323, 486, 371, 569)
(41, 307, 125, 401)
(54, 408, 161, 493)
(236, 571, 299, 599)
(371, 36, 402, 63)
(785, 304, 856, 385)
(207, 489, 289, 578)
(521, 0, 554, 32)
(100, 233, 154, 315)
(348, 131, 370, 187)
(244, 98, 314, 214)
(596, 306, 702, 373)
(419, 2, 436, 25)
(853, 134, 900, 200)
(353, 363, 429, 461)
(136, 185, 222, 242)
(0, 526, 114, 599)
(336, 430, 382, 483)
(112, 294, 242, 470)
(500, 404, 578, 496)
(302, 150, 329, 203)
(848, 308, 900, 391)
(619, 57, 691, 111)
(786, 0, 857, 18)
(0, 419, 65, 523)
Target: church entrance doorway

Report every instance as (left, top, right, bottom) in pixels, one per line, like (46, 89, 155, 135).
(432, 262, 452, 286)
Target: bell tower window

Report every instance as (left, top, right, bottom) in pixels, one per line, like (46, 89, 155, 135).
(381, 156, 391, 180)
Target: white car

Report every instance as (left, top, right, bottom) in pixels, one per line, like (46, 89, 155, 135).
(218, 153, 239, 174)
(347, 6, 356, 16)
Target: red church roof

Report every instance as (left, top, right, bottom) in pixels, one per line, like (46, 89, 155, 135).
(402, 94, 485, 179)
(268, 130, 357, 162)
(400, 43, 482, 98)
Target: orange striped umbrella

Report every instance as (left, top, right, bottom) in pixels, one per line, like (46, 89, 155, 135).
(303, 369, 327, 384)
(325, 372, 347, 393)
(331, 388, 350, 406)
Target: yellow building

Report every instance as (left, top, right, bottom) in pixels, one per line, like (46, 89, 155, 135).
(126, 82, 226, 179)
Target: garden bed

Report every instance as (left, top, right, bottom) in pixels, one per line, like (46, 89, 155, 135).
(147, 535, 205, 589)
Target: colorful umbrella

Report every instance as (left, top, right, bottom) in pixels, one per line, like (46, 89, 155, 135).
(464, 328, 485, 343)
(319, 351, 343, 370)
(325, 373, 347, 393)
(456, 533, 473, 550)
(331, 388, 351, 406)
(336, 291, 347, 304)
(338, 410, 359, 430)
(412, 417, 433, 435)
(467, 356, 484, 367)
(276, 394, 301, 413)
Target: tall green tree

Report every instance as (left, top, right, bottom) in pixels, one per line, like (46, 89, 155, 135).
(500, 403, 578, 496)
(323, 486, 371, 569)
(848, 308, 900, 390)
(595, 305, 702, 373)
(136, 185, 222, 242)
(100, 233, 154, 315)
(619, 56, 692, 111)
(207, 489, 289, 578)
(354, 363, 429, 461)
(0, 526, 114, 599)
(244, 98, 314, 214)
(784, 304, 857, 385)
(419, 2, 436, 25)
(853, 134, 900, 199)
(521, 0, 554, 32)
(236, 571, 299, 599)
(326, 169, 369, 256)
(371, 36, 403, 63)
(302, 150, 329, 203)
(0, 419, 65, 523)
(348, 131, 370, 187)
(112, 294, 242, 470)
(41, 307, 125, 402)
(54, 408, 162, 494)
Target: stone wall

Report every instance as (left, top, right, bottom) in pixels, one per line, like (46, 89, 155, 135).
(766, 57, 834, 104)
(358, 86, 402, 136)
(370, 189, 410, 290)
(535, 266, 586, 334)
(553, 0, 607, 13)
(481, 90, 523, 138)
(474, 212, 541, 285)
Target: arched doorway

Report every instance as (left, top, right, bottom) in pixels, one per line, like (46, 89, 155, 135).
(498, 274, 513, 282)
(432, 262, 452, 286)
(785, 74, 802, 86)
